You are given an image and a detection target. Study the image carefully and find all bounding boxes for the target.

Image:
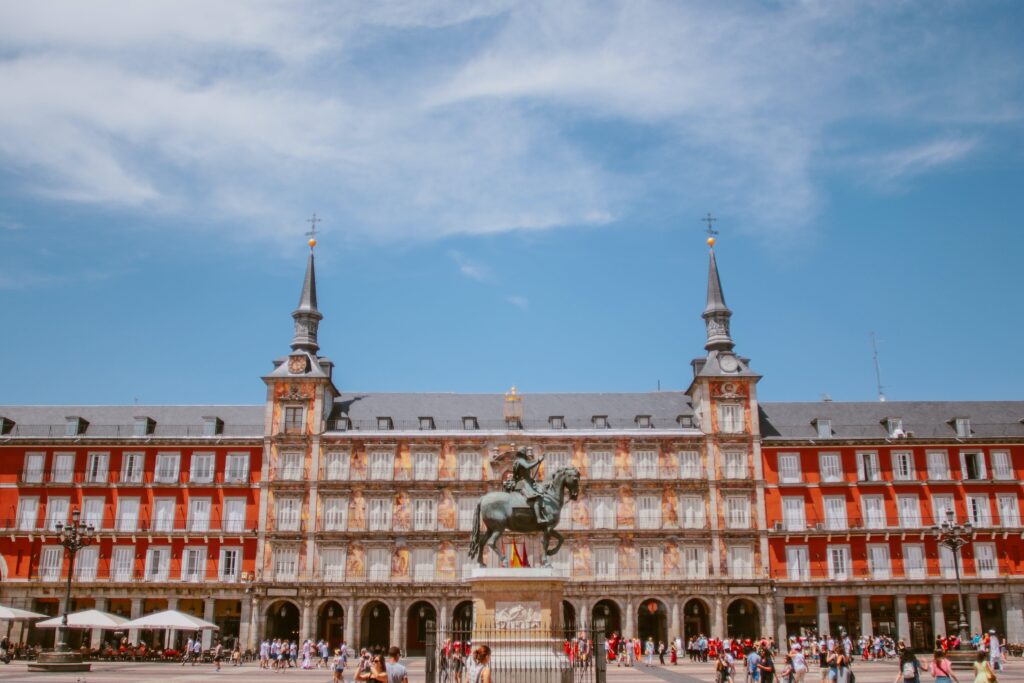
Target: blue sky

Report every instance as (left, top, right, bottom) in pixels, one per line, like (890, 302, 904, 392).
(1, 1, 1022, 405)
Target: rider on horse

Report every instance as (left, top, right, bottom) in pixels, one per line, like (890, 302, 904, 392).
(505, 447, 551, 525)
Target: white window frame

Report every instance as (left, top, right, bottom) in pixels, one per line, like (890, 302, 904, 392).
(40, 546, 63, 581)
(679, 495, 705, 529)
(223, 497, 246, 532)
(22, 453, 44, 483)
(827, 544, 852, 580)
(819, 453, 842, 483)
(960, 451, 986, 481)
(279, 451, 303, 481)
(219, 547, 241, 582)
(116, 497, 140, 533)
(637, 494, 661, 529)
(367, 548, 390, 580)
(189, 452, 215, 484)
(725, 496, 750, 529)
(632, 450, 658, 479)
(787, 545, 810, 581)
(121, 452, 145, 484)
(891, 451, 915, 481)
(997, 494, 1020, 528)
(543, 451, 571, 479)
(45, 496, 69, 531)
(824, 496, 848, 531)
(588, 450, 614, 479)
(939, 545, 956, 579)
(723, 451, 747, 479)
(187, 497, 211, 533)
(974, 542, 997, 578)
(52, 453, 74, 483)
(85, 452, 109, 484)
(154, 452, 180, 484)
(319, 547, 346, 581)
(778, 453, 801, 483)
(639, 546, 663, 579)
(683, 546, 707, 579)
(594, 547, 617, 579)
(368, 451, 394, 481)
(182, 546, 207, 582)
(966, 494, 991, 527)
(145, 546, 170, 582)
(273, 546, 299, 581)
(368, 497, 392, 531)
(412, 451, 438, 481)
(225, 453, 250, 483)
(728, 545, 754, 579)
(81, 496, 104, 530)
(412, 547, 435, 581)
(321, 496, 348, 531)
(276, 497, 302, 532)
(457, 451, 482, 480)
(897, 495, 921, 529)
(16, 496, 39, 531)
(927, 451, 950, 480)
(867, 543, 891, 580)
(717, 403, 744, 433)
(152, 497, 176, 532)
(782, 496, 806, 532)
(955, 417, 972, 438)
(857, 451, 881, 482)
(413, 498, 437, 531)
(323, 450, 351, 480)
(111, 545, 134, 581)
(679, 451, 702, 479)
(592, 496, 616, 529)
(991, 451, 1013, 480)
(861, 495, 887, 530)
(932, 494, 956, 525)
(903, 543, 926, 579)
(457, 497, 478, 531)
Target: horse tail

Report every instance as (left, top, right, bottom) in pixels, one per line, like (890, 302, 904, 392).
(467, 501, 483, 559)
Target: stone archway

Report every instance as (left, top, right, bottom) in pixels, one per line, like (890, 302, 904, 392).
(563, 601, 578, 632)
(683, 598, 710, 641)
(266, 600, 301, 641)
(405, 601, 436, 656)
(726, 598, 760, 640)
(360, 601, 391, 653)
(637, 598, 668, 645)
(591, 599, 622, 638)
(317, 600, 345, 648)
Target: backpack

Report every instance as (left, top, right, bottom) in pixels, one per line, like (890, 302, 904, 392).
(903, 661, 917, 679)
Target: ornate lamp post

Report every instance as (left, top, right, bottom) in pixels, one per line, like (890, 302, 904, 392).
(933, 508, 972, 649)
(30, 508, 95, 672)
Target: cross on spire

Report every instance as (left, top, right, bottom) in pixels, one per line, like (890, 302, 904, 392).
(305, 213, 322, 240)
(702, 212, 718, 237)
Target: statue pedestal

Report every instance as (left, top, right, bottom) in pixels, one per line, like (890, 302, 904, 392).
(468, 567, 570, 683)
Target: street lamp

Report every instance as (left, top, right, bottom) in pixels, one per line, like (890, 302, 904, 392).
(934, 508, 972, 649)
(53, 509, 96, 651)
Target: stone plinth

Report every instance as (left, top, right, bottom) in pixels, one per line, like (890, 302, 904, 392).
(468, 567, 570, 683)
(27, 650, 91, 672)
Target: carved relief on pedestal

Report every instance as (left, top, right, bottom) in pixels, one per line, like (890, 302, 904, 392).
(495, 602, 542, 629)
(348, 491, 366, 531)
(438, 489, 457, 530)
(616, 485, 635, 529)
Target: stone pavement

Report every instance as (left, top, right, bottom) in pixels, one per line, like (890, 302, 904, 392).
(0, 658, 1018, 683)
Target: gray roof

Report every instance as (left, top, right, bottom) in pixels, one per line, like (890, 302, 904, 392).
(0, 405, 263, 438)
(759, 401, 1024, 440)
(331, 391, 695, 431)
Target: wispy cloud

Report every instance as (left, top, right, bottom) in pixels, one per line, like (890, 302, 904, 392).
(506, 295, 529, 310)
(0, 2, 1018, 245)
(449, 250, 491, 282)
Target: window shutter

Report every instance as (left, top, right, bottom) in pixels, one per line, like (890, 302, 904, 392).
(855, 455, 864, 482)
(959, 452, 968, 481)
(977, 452, 987, 480)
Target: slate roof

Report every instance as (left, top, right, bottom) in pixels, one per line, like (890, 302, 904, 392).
(0, 405, 264, 438)
(759, 401, 1024, 440)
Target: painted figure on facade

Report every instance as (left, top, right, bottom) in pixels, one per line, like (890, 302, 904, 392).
(468, 447, 580, 568)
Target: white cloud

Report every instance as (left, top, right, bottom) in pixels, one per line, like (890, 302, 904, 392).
(449, 250, 491, 281)
(0, 1, 1018, 245)
(506, 295, 529, 310)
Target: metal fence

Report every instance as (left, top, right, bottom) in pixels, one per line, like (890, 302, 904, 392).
(426, 621, 605, 683)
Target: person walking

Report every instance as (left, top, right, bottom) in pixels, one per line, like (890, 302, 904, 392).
(385, 646, 409, 683)
(645, 637, 656, 667)
(717, 651, 735, 683)
(973, 652, 996, 683)
(332, 648, 346, 683)
(191, 636, 202, 666)
(659, 640, 667, 665)
(466, 645, 492, 683)
(183, 636, 194, 666)
(894, 648, 922, 683)
(758, 647, 777, 683)
(212, 640, 223, 672)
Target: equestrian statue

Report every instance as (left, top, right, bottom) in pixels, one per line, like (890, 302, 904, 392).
(467, 446, 581, 568)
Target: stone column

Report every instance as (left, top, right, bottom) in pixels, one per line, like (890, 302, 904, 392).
(858, 595, 872, 638)
(931, 593, 946, 639)
(239, 596, 252, 650)
(129, 597, 143, 645)
(816, 594, 830, 638)
(300, 597, 313, 642)
(346, 599, 357, 649)
(1005, 593, 1024, 644)
(669, 599, 680, 641)
(966, 593, 981, 636)
(166, 596, 179, 651)
(252, 597, 265, 646)
(712, 595, 725, 638)
(91, 597, 107, 649)
(624, 598, 636, 638)
(764, 596, 776, 641)
(438, 598, 450, 633)
(895, 595, 910, 643)
(391, 599, 405, 652)
(775, 594, 787, 645)
(203, 598, 216, 649)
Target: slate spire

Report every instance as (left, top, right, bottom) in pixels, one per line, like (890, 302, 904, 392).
(702, 245, 735, 352)
(290, 244, 323, 354)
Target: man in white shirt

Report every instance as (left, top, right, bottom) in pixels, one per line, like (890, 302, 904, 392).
(791, 643, 807, 683)
(989, 631, 1002, 671)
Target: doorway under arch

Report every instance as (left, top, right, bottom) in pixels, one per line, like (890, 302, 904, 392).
(591, 599, 621, 638)
(683, 599, 710, 640)
(318, 600, 345, 647)
(266, 600, 301, 641)
(406, 601, 436, 656)
(563, 601, 578, 632)
(726, 599, 760, 640)
(638, 598, 668, 644)
(452, 600, 473, 642)
(360, 601, 391, 653)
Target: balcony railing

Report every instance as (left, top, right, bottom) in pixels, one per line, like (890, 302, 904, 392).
(2, 424, 262, 438)
(771, 560, 1012, 582)
(18, 469, 252, 486)
(768, 513, 1015, 532)
(325, 418, 695, 433)
(1, 515, 253, 534)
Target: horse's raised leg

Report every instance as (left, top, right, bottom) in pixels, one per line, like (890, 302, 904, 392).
(486, 527, 507, 567)
(540, 528, 564, 567)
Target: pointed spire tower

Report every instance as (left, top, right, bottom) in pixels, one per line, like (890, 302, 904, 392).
(290, 246, 323, 354)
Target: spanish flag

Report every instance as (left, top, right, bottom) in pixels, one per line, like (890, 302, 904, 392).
(510, 539, 523, 568)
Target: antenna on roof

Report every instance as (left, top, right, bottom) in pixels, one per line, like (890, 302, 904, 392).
(870, 331, 887, 402)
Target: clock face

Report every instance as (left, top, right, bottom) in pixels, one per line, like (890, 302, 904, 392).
(719, 355, 739, 373)
(288, 354, 308, 374)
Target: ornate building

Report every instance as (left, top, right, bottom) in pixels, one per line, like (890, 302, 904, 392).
(1, 238, 1021, 654)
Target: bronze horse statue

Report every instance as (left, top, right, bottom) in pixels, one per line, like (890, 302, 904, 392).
(467, 466, 580, 567)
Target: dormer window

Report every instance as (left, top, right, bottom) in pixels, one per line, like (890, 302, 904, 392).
(592, 415, 609, 429)
(635, 415, 652, 429)
(462, 416, 478, 430)
(677, 415, 694, 428)
(885, 417, 905, 438)
(334, 416, 351, 431)
(814, 418, 832, 439)
(418, 416, 435, 431)
(549, 416, 565, 430)
(0, 417, 14, 435)
(133, 416, 155, 437)
(65, 416, 88, 437)
(954, 417, 972, 438)
(505, 416, 523, 430)
(203, 416, 224, 437)
(377, 416, 393, 431)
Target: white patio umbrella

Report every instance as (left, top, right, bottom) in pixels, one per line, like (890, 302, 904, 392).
(35, 609, 129, 630)
(0, 605, 47, 621)
(120, 609, 219, 631)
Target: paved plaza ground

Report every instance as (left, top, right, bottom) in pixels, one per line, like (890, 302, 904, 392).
(0, 658, 1018, 683)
